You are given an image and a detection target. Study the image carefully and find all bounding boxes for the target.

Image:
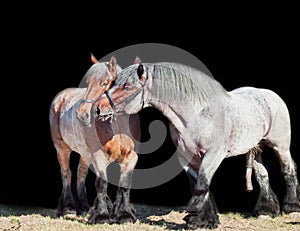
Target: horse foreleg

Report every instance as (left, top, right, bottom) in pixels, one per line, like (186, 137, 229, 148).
(113, 151, 138, 224)
(252, 152, 280, 217)
(183, 165, 198, 194)
(74, 155, 91, 216)
(184, 146, 226, 230)
(87, 150, 113, 224)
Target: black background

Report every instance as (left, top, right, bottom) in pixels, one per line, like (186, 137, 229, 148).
(1, 2, 299, 214)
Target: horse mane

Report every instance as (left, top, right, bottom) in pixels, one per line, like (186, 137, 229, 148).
(117, 62, 229, 105)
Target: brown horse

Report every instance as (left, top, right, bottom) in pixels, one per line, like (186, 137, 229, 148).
(49, 55, 140, 224)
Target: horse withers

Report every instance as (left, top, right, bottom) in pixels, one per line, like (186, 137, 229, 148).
(49, 55, 140, 224)
(96, 59, 300, 229)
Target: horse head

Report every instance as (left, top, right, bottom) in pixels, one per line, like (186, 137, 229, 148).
(95, 57, 148, 119)
(76, 54, 119, 126)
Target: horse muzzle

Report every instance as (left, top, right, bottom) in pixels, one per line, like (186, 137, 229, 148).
(76, 110, 93, 127)
(94, 106, 115, 121)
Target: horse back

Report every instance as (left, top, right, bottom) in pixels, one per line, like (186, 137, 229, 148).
(230, 86, 289, 121)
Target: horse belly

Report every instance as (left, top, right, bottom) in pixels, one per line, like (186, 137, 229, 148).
(228, 127, 264, 156)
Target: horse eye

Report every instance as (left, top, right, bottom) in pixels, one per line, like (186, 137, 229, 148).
(137, 64, 144, 78)
(100, 82, 108, 87)
(110, 80, 115, 87)
(123, 84, 132, 91)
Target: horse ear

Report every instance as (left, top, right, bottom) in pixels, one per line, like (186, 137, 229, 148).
(108, 56, 117, 78)
(90, 53, 99, 64)
(134, 56, 142, 64)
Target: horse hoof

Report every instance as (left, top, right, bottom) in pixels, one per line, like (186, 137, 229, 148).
(78, 211, 88, 217)
(88, 215, 113, 224)
(184, 213, 219, 230)
(57, 208, 77, 218)
(114, 209, 137, 224)
(87, 209, 113, 224)
(283, 202, 300, 214)
(117, 214, 137, 224)
(77, 202, 90, 213)
(76, 206, 90, 217)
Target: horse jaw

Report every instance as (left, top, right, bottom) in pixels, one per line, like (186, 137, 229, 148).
(123, 91, 145, 114)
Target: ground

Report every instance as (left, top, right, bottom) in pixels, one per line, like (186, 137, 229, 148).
(1, 203, 300, 231)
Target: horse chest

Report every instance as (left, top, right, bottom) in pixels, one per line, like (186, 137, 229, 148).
(103, 134, 134, 163)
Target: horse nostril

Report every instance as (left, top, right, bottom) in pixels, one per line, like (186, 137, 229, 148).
(76, 110, 84, 119)
(82, 112, 90, 120)
(96, 107, 100, 116)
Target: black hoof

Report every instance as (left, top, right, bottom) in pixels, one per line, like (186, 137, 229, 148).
(56, 207, 77, 217)
(114, 204, 137, 224)
(253, 192, 280, 218)
(76, 202, 90, 216)
(87, 207, 113, 224)
(283, 200, 300, 214)
(183, 212, 219, 230)
(116, 210, 137, 224)
(184, 192, 220, 229)
(253, 203, 280, 218)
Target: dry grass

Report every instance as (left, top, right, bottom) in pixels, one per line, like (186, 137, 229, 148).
(1, 203, 300, 230)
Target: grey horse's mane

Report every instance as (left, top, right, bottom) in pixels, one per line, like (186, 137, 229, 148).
(117, 62, 229, 104)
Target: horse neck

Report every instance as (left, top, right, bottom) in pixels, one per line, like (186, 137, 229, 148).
(144, 82, 230, 137)
(144, 93, 203, 135)
(141, 63, 230, 132)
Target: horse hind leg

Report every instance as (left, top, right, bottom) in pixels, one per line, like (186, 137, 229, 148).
(56, 146, 77, 217)
(50, 102, 77, 217)
(74, 155, 91, 216)
(252, 150, 280, 217)
(281, 158, 300, 213)
(270, 144, 300, 213)
(265, 101, 300, 213)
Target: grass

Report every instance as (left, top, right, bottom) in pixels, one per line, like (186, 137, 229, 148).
(0, 203, 300, 230)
